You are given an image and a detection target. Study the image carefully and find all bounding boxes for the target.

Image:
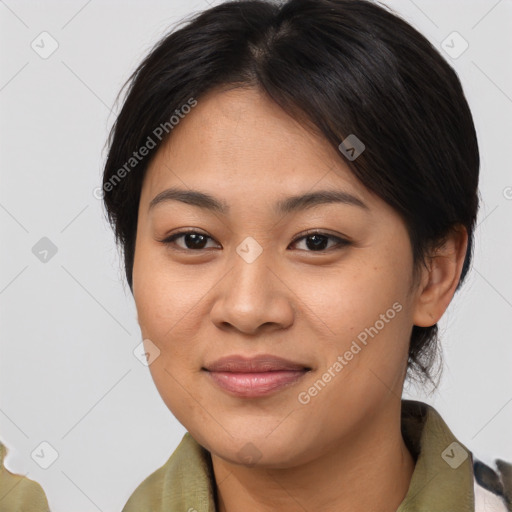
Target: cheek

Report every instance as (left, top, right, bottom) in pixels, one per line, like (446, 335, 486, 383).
(133, 242, 206, 342)
(292, 244, 414, 399)
(294, 252, 411, 343)
(292, 263, 413, 433)
(132, 246, 208, 417)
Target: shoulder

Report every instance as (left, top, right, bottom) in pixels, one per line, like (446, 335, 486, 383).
(121, 433, 216, 512)
(0, 441, 50, 512)
(473, 457, 512, 512)
(400, 400, 511, 511)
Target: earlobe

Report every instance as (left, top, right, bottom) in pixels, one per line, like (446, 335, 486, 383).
(413, 226, 469, 328)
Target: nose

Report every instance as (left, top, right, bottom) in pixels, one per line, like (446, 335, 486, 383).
(209, 245, 295, 335)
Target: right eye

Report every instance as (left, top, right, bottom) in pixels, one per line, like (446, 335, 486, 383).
(159, 230, 221, 251)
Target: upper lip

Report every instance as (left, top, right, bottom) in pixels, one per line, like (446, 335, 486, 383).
(203, 354, 311, 373)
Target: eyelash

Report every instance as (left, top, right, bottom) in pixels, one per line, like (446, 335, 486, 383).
(158, 229, 350, 253)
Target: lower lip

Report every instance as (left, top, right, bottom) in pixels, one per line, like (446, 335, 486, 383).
(205, 370, 309, 397)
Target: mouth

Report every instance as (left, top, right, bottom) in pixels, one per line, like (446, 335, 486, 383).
(202, 354, 312, 398)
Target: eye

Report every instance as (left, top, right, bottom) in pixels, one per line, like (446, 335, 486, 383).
(289, 230, 350, 252)
(159, 230, 220, 251)
(159, 229, 350, 253)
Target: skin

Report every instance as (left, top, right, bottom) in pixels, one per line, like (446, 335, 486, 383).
(132, 85, 468, 512)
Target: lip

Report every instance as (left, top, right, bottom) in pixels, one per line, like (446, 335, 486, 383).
(203, 354, 311, 372)
(203, 354, 311, 398)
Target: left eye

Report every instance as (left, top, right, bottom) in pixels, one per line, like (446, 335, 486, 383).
(290, 232, 349, 252)
(159, 230, 349, 252)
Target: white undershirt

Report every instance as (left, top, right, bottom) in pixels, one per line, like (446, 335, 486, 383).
(474, 477, 508, 511)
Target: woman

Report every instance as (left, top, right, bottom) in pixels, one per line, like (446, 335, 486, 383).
(100, 0, 511, 511)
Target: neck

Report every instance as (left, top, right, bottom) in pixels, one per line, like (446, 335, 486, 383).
(211, 402, 415, 512)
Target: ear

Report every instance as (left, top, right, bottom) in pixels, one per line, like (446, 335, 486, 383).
(413, 226, 469, 327)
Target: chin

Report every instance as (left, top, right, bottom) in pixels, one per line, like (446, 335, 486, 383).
(191, 424, 309, 468)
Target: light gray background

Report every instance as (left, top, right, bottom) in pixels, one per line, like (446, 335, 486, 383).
(1, 1, 511, 511)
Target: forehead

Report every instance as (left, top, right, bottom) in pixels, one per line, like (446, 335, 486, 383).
(141, 86, 371, 207)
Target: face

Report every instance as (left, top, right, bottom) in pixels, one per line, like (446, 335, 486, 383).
(132, 86, 421, 468)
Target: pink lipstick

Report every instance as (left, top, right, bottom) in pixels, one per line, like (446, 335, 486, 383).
(203, 354, 311, 398)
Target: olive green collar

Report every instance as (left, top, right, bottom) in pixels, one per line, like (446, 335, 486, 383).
(122, 399, 474, 511)
(397, 400, 474, 511)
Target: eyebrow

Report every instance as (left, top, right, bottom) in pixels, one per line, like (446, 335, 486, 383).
(148, 186, 369, 215)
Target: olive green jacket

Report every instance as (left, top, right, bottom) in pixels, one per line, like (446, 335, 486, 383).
(0, 442, 50, 512)
(121, 400, 511, 511)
